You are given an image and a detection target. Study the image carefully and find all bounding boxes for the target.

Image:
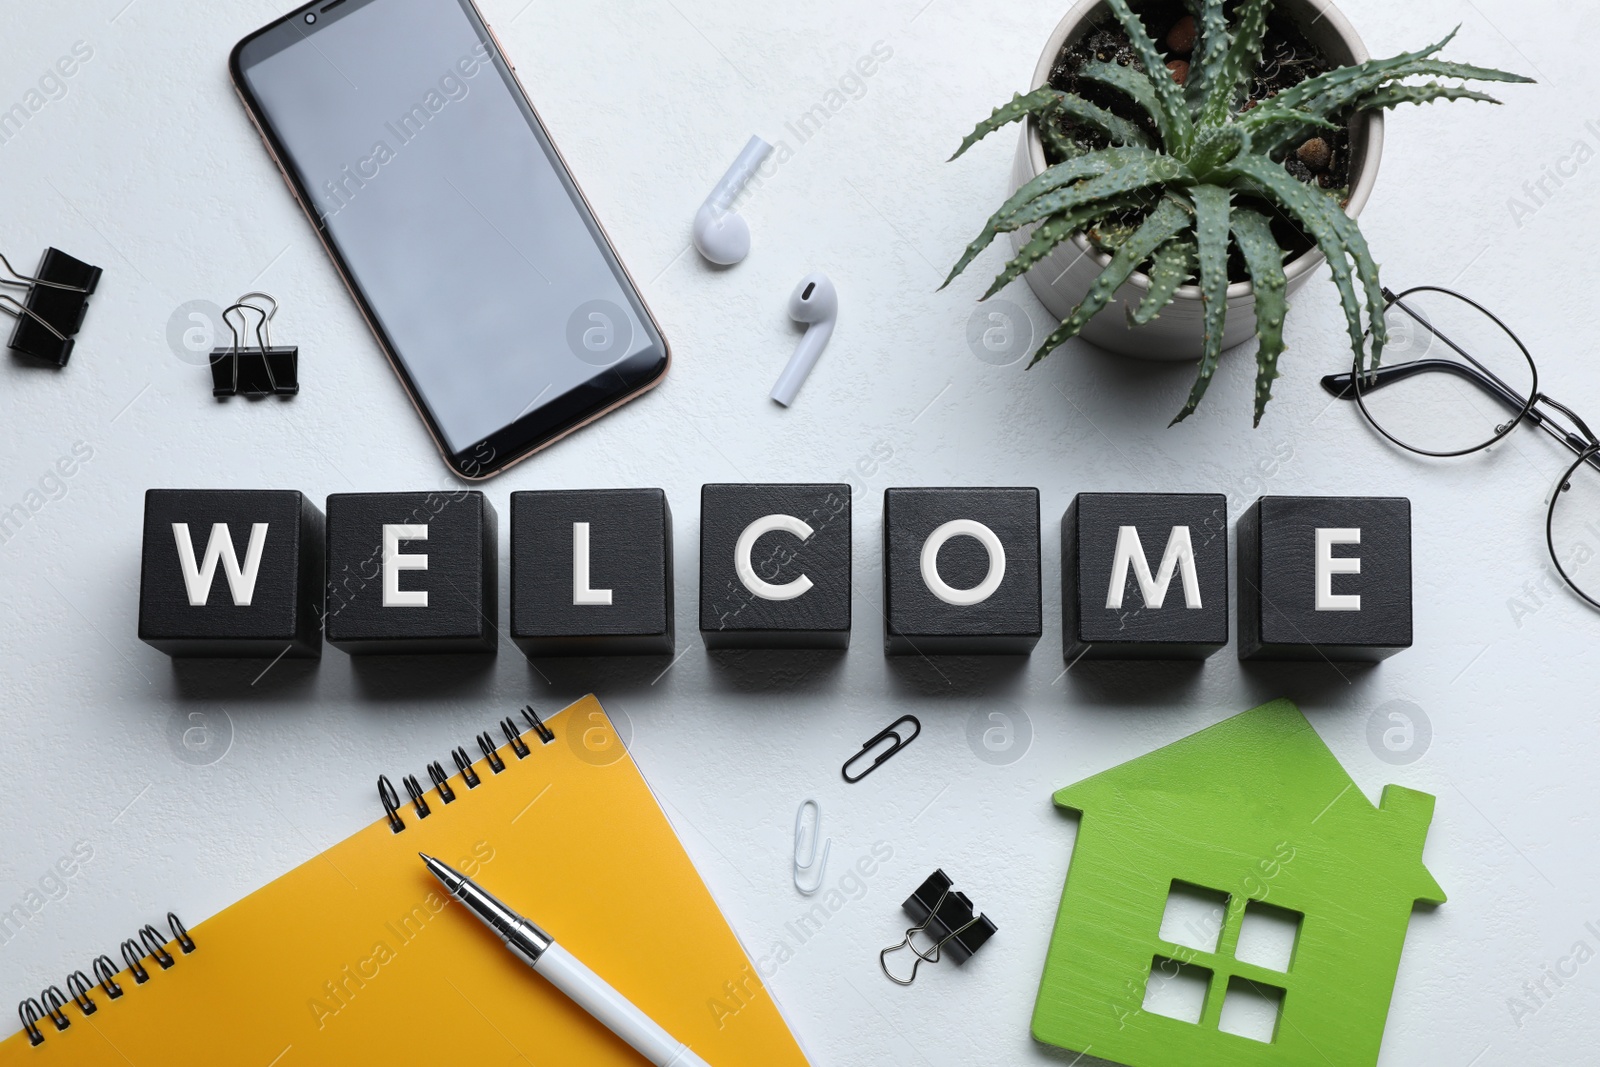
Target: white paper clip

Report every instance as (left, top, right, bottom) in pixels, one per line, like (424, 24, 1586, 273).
(793, 798, 831, 895)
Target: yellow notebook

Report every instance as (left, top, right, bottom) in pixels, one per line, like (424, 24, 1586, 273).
(4, 696, 808, 1066)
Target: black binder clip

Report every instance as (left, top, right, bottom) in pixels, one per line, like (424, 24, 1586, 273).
(879, 869, 996, 986)
(209, 292, 298, 398)
(2, 247, 102, 366)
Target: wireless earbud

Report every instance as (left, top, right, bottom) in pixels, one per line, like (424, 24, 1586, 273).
(771, 272, 837, 407)
(692, 136, 773, 266)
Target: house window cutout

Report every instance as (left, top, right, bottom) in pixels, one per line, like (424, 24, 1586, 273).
(1218, 977, 1286, 1043)
(1142, 956, 1212, 1025)
(1158, 880, 1229, 954)
(1234, 900, 1302, 973)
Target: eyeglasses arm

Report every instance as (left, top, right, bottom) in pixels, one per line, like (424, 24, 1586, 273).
(1319, 359, 1528, 413)
(1321, 362, 1600, 463)
(1535, 396, 1600, 466)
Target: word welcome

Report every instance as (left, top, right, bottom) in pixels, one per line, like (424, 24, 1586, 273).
(139, 486, 1411, 662)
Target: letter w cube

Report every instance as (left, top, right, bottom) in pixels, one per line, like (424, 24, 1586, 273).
(138, 489, 325, 657)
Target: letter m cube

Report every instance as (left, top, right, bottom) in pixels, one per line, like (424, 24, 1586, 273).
(1062, 493, 1230, 660)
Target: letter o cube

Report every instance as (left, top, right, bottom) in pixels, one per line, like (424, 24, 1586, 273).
(884, 487, 1041, 655)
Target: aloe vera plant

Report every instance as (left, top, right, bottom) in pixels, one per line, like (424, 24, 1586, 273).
(945, 0, 1530, 424)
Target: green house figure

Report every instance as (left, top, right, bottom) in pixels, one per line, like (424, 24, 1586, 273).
(1032, 699, 1445, 1067)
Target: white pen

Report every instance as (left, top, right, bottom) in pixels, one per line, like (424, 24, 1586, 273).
(420, 854, 712, 1067)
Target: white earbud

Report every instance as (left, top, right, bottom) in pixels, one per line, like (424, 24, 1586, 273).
(771, 273, 837, 407)
(692, 136, 773, 266)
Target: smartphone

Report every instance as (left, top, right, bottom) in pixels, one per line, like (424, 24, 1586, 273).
(230, 0, 669, 479)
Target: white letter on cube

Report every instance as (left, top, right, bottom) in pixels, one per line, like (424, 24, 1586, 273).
(383, 524, 429, 608)
(172, 522, 269, 607)
(735, 514, 814, 601)
(921, 519, 1006, 607)
(1315, 528, 1362, 611)
(1106, 525, 1202, 610)
(572, 521, 614, 606)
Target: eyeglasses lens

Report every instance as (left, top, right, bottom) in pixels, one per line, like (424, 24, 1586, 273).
(1355, 289, 1536, 455)
(1548, 451, 1600, 608)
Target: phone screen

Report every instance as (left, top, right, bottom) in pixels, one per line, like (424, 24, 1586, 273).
(231, 0, 667, 476)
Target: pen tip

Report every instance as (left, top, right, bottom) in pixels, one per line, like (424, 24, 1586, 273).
(419, 853, 465, 895)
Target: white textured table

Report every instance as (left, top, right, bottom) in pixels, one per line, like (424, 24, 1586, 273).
(1, 0, 1594, 1062)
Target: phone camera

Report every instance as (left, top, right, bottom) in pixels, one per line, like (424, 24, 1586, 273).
(304, 11, 317, 23)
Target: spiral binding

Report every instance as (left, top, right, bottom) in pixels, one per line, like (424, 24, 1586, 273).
(119, 940, 148, 985)
(476, 732, 506, 774)
(64, 972, 95, 1016)
(403, 775, 432, 820)
(501, 718, 531, 759)
(91, 955, 122, 998)
(522, 706, 555, 744)
(39, 989, 67, 1032)
(15, 912, 193, 1047)
(451, 746, 481, 789)
(427, 761, 456, 804)
(377, 705, 556, 834)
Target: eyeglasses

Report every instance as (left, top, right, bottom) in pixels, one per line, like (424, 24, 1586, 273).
(1321, 285, 1600, 612)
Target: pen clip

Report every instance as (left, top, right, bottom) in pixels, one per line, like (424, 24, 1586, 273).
(841, 715, 921, 784)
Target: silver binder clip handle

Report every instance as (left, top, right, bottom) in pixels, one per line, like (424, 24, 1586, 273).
(878, 882, 985, 986)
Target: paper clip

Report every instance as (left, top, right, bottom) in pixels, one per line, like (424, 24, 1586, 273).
(879, 869, 997, 986)
(209, 292, 298, 398)
(841, 714, 921, 784)
(1, 247, 102, 366)
(792, 799, 831, 895)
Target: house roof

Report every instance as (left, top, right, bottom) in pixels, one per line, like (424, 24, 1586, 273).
(1054, 698, 1445, 904)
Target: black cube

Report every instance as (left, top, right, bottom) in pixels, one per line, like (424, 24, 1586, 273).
(324, 491, 498, 654)
(138, 489, 324, 658)
(510, 489, 674, 656)
(1237, 495, 1413, 661)
(699, 484, 851, 649)
(1063, 493, 1229, 660)
(884, 487, 1041, 655)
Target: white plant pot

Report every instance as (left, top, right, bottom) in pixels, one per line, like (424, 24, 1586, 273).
(1010, 0, 1385, 360)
